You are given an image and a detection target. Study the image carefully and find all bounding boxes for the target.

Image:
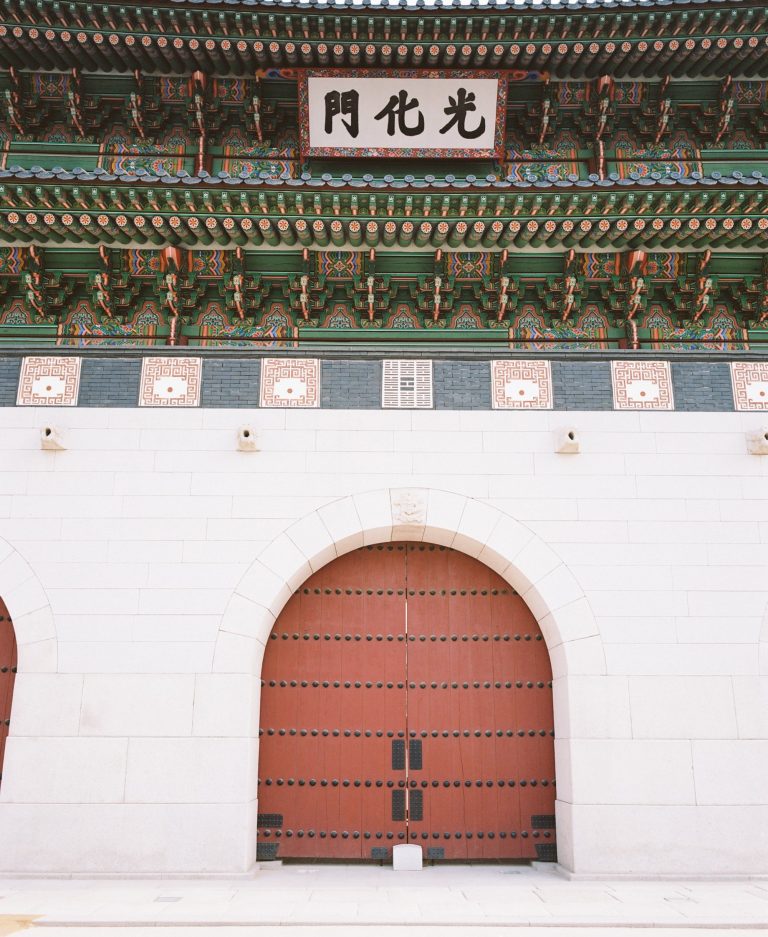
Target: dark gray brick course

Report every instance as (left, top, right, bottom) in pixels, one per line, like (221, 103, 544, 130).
(671, 362, 734, 412)
(322, 360, 381, 408)
(201, 358, 261, 408)
(79, 358, 141, 407)
(0, 357, 21, 407)
(552, 360, 613, 410)
(0, 353, 757, 412)
(434, 360, 491, 410)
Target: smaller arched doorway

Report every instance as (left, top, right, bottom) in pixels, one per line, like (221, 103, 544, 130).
(257, 542, 556, 863)
(0, 599, 17, 786)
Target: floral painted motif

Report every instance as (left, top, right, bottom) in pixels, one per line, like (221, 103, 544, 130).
(127, 251, 162, 278)
(314, 252, 363, 281)
(0, 248, 24, 276)
(732, 82, 768, 106)
(613, 132, 702, 179)
(445, 253, 492, 281)
(30, 73, 71, 100)
(191, 251, 228, 278)
(506, 132, 580, 182)
(100, 126, 190, 175)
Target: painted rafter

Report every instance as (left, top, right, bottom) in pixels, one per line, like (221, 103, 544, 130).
(1, 206, 767, 251)
(1, 244, 766, 347)
(2, 176, 768, 236)
(1, 19, 767, 78)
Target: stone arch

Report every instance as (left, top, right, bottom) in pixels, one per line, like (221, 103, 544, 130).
(216, 487, 604, 872)
(0, 538, 56, 674)
(215, 487, 604, 872)
(215, 487, 604, 682)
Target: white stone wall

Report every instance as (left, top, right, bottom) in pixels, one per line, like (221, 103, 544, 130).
(0, 405, 766, 877)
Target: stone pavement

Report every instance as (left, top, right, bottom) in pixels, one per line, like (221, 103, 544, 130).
(0, 863, 767, 933)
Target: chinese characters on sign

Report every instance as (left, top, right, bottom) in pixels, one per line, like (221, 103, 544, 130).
(301, 71, 507, 158)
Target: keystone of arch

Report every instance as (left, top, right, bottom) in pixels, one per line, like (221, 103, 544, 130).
(215, 488, 605, 679)
(0, 537, 56, 673)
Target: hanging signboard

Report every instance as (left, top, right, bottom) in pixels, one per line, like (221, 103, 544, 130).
(299, 69, 508, 159)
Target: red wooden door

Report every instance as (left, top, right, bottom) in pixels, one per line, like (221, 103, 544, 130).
(0, 600, 17, 786)
(405, 544, 556, 861)
(257, 543, 555, 862)
(258, 544, 409, 859)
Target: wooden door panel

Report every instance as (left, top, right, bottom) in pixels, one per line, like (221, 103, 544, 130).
(258, 542, 556, 863)
(0, 601, 16, 786)
(405, 544, 555, 861)
(259, 544, 409, 859)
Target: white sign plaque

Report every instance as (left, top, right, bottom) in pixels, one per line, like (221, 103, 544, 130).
(299, 70, 507, 159)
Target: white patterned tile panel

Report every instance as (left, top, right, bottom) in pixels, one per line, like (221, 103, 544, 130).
(490, 360, 552, 410)
(139, 357, 202, 408)
(382, 360, 433, 409)
(611, 360, 674, 411)
(17, 356, 81, 407)
(260, 358, 320, 408)
(730, 361, 768, 411)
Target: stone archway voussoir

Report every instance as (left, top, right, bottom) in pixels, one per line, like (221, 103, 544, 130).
(549, 636, 607, 679)
(285, 512, 339, 573)
(16, 638, 57, 674)
(0, 540, 56, 673)
(478, 514, 535, 576)
(235, 560, 293, 619)
(353, 489, 395, 546)
(422, 489, 463, 546)
(213, 627, 264, 675)
(522, 564, 585, 623)
(223, 592, 275, 645)
(502, 535, 562, 597)
(539, 597, 600, 648)
(452, 498, 503, 558)
(10, 605, 55, 648)
(256, 533, 314, 592)
(317, 497, 365, 554)
(0, 551, 35, 600)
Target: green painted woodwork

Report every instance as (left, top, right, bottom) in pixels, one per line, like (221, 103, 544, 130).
(2, 0, 767, 81)
(1, 10, 767, 349)
(1, 245, 766, 349)
(2, 74, 767, 184)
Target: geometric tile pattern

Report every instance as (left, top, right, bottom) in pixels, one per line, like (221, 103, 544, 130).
(259, 357, 320, 408)
(138, 356, 202, 407)
(611, 360, 674, 410)
(382, 360, 433, 409)
(16, 356, 82, 406)
(730, 361, 768, 411)
(491, 360, 552, 410)
(1, 354, 761, 413)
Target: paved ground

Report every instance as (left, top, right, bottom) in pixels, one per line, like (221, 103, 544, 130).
(0, 863, 766, 934)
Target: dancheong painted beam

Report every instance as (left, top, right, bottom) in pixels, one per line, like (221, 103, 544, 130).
(1, 0, 767, 347)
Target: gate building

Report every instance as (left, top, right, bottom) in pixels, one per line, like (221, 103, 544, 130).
(0, 0, 766, 878)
